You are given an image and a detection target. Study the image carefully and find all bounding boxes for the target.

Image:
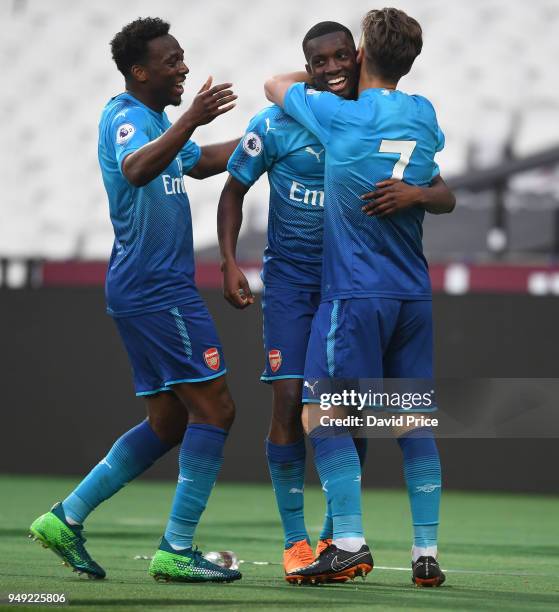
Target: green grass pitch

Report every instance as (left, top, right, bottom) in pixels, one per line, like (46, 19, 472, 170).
(1, 475, 558, 611)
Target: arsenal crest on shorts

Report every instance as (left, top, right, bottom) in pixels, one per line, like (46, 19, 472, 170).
(203, 347, 220, 371)
(268, 349, 282, 373)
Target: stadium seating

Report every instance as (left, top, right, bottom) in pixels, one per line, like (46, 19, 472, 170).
(1, 0, 558, 259)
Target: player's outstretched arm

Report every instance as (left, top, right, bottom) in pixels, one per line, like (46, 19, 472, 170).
(264, 71, 310, 107)
(188, 139, 240, 180)
(361, 175, 456, 217)
(217, 175, 255, 309)
(122, 77, 237, 187)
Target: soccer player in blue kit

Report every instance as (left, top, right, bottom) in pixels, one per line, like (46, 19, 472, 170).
(29, 18, 242, 583)
(220, 20, 454, 581)
(265, 8, 452, 584)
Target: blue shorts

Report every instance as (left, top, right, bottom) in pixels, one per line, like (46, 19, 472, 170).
(260, 285, 321, 382)
(303, 297, 433, 403)
(114, 297, 226, 396)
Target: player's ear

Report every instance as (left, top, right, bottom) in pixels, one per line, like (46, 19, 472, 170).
(305, 63, 312, 76)
(130, 64, 148, 84)
(356, 47, 364, 65)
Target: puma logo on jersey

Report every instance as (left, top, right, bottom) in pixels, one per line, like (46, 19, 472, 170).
(265, 118, 276, 134)
(289, 487, 304, 494)
(305, 146, 324, 162)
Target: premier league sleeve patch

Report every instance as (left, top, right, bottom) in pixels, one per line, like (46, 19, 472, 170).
(116, 123, 136, 145)
(242, 131, 263, 157)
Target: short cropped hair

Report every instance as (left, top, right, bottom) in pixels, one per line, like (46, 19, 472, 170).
(302, 21, 355, 58)
(361, 8, 422, 80)
(110, 17, 170, 76)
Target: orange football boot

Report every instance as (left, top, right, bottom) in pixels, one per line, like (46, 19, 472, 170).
(284, 540, 315, 582)
(315, 538, 332, 558)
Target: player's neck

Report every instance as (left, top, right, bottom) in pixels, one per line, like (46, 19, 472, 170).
(125, 84, 165, 113)
(358, 64, 399, 95)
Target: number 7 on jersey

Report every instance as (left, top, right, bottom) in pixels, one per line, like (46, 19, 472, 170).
(379, 139, 417, 180)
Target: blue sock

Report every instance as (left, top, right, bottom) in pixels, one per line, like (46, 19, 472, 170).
(63, 420, 172, 524)
(164, 424, 227, 550)
(310, 426, 363, 540)
(319, 501, 333, 541)
(397, 427, 441, 548)
(319, 437, 367, 540)
(266, 439, 308, 547)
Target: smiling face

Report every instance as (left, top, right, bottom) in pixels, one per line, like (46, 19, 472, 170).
(304, 31, 358, 100)
(136, 34, 189, 109)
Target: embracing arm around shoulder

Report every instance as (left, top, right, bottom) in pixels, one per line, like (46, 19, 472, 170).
(264, 71, 311, 107)
(361, 174, 456, 217)
(417, 174, 456, 214)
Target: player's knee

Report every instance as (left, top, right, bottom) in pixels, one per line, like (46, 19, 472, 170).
(269, 389, 303, 438)
(273, 386, 302, 418)
(218, 392, 236, 430)
(148, 409, 188, 446)
(272, 403, 302, 431)
(148, 414, 187, 446)
(204, 384, 236, 430)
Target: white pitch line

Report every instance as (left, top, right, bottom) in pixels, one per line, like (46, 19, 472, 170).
(133, 557, 556, 579)
(241, 562, 557, 578)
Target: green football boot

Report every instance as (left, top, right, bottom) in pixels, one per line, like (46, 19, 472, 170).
(149, 537, 241, 583)
(28, 502, 106, 579)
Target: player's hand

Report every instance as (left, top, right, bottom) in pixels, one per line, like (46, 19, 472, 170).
(222, 261, 255, 309)
(361, 179, 423, 217)
(184, 76, 237, 127)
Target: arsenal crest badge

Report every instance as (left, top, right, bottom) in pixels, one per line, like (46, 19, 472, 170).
(268, 349, 282, 373)
(204, 347, 220, 371)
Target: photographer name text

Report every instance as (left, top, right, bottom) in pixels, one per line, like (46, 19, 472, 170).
(320, 414, 438, 428)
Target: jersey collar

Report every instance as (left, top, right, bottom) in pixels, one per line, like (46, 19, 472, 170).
(115, 92, 166, 120)
(358, 87, 397, 99)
